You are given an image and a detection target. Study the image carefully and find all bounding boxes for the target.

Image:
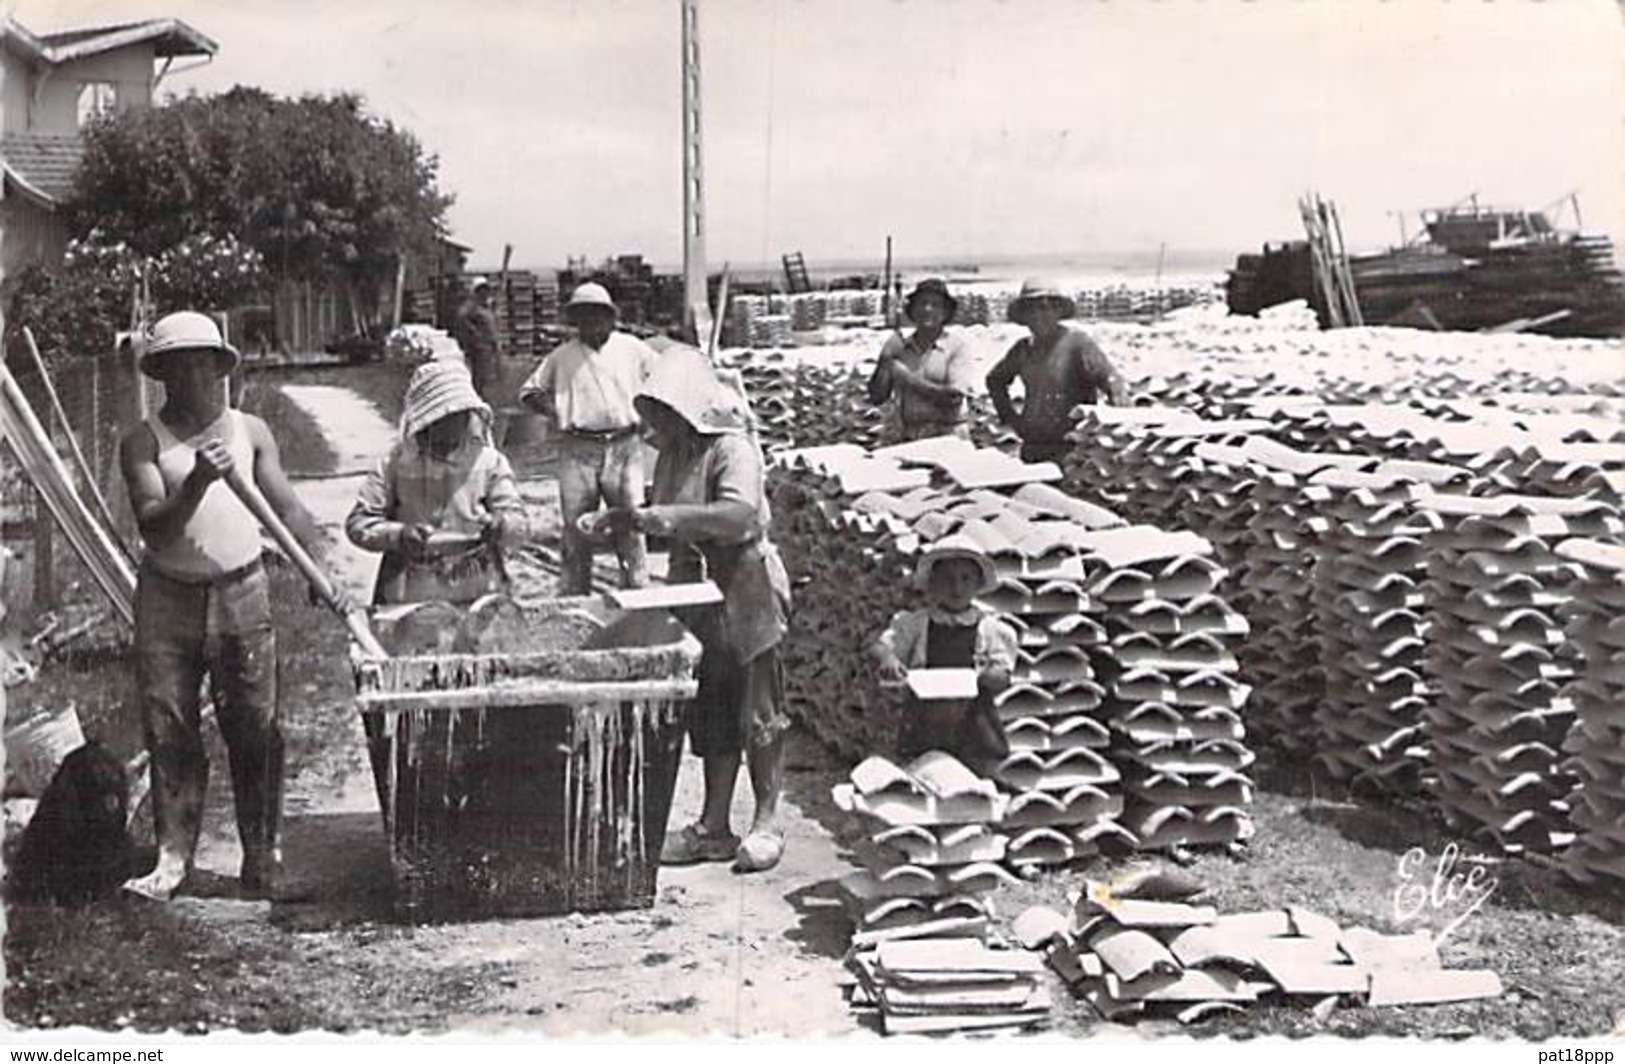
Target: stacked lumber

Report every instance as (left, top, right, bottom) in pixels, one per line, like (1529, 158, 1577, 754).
(1418, 494, 1623, 853)
(497, 271, 537, 360)
(1022, 878, 1502, 1023)
(1553, 539, 1625, 887)
(834, 753, 1049, 1035)
(1301, 461, 1471, 791)
(532, 277, 561, 326)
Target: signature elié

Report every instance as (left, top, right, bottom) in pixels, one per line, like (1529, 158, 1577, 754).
(1393, 842, 1498, 946)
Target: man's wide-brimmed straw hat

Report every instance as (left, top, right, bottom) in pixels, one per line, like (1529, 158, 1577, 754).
(140, 311, 240, 377)
(635, 346, 750, 437)
(401, 359, 491, 440)
(913, 533, 998, 595)
(564, 282, 618, 318)
(1007, 278, 1077, 326)
(904, 278, 959, 324)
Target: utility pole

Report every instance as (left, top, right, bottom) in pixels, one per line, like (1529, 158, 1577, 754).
(681, 0, 712, 346)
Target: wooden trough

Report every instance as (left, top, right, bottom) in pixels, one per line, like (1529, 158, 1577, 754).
(351, 595, 701, 924)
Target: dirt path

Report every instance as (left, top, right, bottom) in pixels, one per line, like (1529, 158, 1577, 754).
(188, 378, 865, 1036)
(275, 383, 393, 600)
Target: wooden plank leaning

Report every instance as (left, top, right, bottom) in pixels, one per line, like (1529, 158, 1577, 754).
(0, 357, 136, 626)
(20, 326, 128, 552)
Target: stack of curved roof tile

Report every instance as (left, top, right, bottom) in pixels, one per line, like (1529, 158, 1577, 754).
(1301, 462, 1472, 791)
(720, 357, 885, 450)
(1064, 408, 1271, 555)
(769, 436, 1259, 858)
(1553, 538, 1625, 887)
(1476, 441, 1625, 502)
(769, 445, 932, 760)
(1080, 525, 1255, 851)
(1418, 494, 1623, 854)
(833, 753, 1050, 1034)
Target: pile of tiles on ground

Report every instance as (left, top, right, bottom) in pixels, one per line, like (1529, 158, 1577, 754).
(1553, 539, 1625, 887)
(1017, 875, 1502, 1023)
(769, 436, 1258, 857)
(1301, 460, 1474, 792)
(1418, 493, 1624, 854)
(720, 356, 887, 450)
(833, 753, 1049, 1034)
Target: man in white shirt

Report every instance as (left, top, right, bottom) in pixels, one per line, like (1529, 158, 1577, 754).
(520, 283, 656, 593)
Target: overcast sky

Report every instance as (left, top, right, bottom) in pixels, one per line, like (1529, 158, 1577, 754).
(10, 0, 1625, 271)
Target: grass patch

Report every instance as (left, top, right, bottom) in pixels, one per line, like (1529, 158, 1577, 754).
(235, 378, 337, 478)
(245, 363, 414, 428)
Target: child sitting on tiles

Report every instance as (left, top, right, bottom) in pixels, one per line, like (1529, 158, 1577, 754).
(869, 535, 1017, 774)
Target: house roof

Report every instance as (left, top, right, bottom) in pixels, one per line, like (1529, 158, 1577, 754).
(0, 134, 85, 208)
(2, 16, 216, 64)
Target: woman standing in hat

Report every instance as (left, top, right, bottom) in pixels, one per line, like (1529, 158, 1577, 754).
(986, 278, 1127, 464)
(119, 311, 347, 901)
(589, 347, 793, 873)
(520, 282, 656, 595)
(346, 359, 531, 606)
(866, 278, 977, 441)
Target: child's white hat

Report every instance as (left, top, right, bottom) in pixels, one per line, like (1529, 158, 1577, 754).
(914, 534, 997, 594)
(401, 360, 491, 439)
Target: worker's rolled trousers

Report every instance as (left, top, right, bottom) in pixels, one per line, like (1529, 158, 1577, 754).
(555, 431, 649, 594)
(133, 563, 285, 898)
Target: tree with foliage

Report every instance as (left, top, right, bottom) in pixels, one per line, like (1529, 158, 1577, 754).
(64, 86, 453, 335)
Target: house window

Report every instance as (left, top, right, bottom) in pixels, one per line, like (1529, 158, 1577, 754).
(77, 82, 118, 126)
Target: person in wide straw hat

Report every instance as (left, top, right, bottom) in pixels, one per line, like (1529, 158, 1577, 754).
(870, 535, 1016, 773)
(346, 359, 531, 606)
(585, 345, 792, 873)
(987, 278, 1127, 464)
(120, 310, 348, 902)
(519, 281, 658, 595)
(866, 277, 977, 442)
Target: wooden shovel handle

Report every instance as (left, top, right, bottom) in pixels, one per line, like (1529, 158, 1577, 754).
(223, 467, 388, 658)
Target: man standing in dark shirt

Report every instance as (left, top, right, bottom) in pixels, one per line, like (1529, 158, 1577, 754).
(985, 278, 1127, 464)
(452, 277, 502, 405)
